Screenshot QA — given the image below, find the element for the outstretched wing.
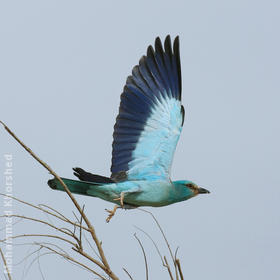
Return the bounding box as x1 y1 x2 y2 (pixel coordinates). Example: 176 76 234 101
111 35 184 181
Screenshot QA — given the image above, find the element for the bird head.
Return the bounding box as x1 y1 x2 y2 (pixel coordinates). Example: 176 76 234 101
184 181 210 195
173 180 210 201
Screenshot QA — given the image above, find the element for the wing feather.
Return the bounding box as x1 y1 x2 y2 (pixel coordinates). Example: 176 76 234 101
111 35 183 181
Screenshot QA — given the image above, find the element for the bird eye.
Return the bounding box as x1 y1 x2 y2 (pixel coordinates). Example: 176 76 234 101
185 183 196 191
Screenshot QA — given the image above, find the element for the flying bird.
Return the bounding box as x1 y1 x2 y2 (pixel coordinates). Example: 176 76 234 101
48 35 210 222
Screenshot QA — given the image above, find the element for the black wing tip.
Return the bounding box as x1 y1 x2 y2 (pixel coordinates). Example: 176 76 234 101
146 45 155 60
173 35 180 58
132 64 140 76
174 35 180 45
173 36 180 59
164 35 172 55
155 36 164 56
146 35 175 68
126 75 133 84
125 75 142 94
173 36 181 99
124 35 182 103
181 105 185 126
141 35 182 93
155 36 161 44
156 35 181 100
139 55 146 66
154 35 179 50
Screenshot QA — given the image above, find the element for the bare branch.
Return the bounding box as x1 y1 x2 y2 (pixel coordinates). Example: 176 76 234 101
37 244 107 280
78 206 84 251
138 209 179 279
0 247 12 280
1 234 76 247
134 225 164 265
175 259 184 280
0 121 119 280
0 193 90 232
38 204 71 223
15 246 46 266
164 256 174 280
134 234 149 280
84 234 102 261
72 247 106 272
24 250 51 280
123 267 134 280
0 214 73 238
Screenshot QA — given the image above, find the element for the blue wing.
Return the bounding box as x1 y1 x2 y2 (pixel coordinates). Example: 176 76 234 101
111 35 184 181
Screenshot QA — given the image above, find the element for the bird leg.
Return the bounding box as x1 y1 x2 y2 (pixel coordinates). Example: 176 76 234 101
113 192 125 208
105 205 119 223
105 189 140 222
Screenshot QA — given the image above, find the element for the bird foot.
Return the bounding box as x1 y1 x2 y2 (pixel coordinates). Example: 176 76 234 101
113 192 125 208
105 205 119 223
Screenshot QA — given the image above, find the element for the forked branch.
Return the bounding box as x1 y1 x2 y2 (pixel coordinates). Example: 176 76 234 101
0 120 119 280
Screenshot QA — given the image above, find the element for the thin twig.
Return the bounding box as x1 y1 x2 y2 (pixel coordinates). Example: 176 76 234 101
175 259 184 280
134 234 149 280
72 208 84 251
37 250 46 280
134 225 164 265
13 241 92 277
26 251 53 277
15 246 43 266
27 242 69 262
139 209 179 279
175 247 179 260
38 204 71 223
37 244 107 280
72 247 106 271
0 247 12 280
78 206 84 251
0 214 73 238
0 214 24 232
138 209 175 260
123 267 134 280
84 234 102 261
164 256 174 280
0 193 90 232
134 225 177 279
1 234 76 247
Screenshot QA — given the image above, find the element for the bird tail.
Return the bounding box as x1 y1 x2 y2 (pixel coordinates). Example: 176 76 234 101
72 167 114 184
48 177 100 196
48 168 114 197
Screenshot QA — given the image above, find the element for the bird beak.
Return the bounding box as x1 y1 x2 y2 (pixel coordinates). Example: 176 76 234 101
198 187 210 194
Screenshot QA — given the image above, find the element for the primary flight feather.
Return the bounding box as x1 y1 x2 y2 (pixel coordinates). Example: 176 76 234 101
48 35 210 222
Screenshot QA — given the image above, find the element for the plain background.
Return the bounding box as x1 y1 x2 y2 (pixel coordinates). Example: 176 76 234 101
1 0 280 279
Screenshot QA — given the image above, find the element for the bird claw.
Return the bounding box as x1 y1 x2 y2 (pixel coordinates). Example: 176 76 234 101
105 205 119 223
105 193 125 222
113 192 125 208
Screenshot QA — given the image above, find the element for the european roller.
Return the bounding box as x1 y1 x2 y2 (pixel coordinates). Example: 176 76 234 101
48 35 210 222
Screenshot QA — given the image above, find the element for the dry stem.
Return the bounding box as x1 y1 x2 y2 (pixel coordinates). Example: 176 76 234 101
134 234 149 280
0 247 12 280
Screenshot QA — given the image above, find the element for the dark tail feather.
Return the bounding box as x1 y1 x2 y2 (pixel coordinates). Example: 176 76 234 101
73 167 114 184
48 177 99 196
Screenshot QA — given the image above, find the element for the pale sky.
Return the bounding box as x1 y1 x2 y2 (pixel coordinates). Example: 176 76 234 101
1 1 280 279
